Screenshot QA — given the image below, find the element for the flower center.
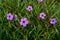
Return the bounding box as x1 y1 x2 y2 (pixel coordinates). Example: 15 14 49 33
23 21 25 23
52 20 54 22
29 8 31 10
42 15 44 16
9 15 11 18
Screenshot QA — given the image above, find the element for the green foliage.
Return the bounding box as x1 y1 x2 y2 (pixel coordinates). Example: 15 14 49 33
0 0 60 40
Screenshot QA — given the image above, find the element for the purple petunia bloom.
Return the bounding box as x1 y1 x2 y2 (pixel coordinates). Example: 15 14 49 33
26 6 33 11
7 13 13 20
39 12 46 19
13 14 17 21
50 18 57 24
37 0 43 2
20 18 28 27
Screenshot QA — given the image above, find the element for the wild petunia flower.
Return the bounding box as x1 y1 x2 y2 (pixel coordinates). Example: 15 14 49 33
13 14 17 21
26 6 33 11
7 13 13 20
20 18 28 27
37 0 43 2
50 18 57 24
39 12 46 19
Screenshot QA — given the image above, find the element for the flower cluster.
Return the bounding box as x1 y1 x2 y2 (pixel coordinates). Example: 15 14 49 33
37 0 43 2
20 18 28 27
6 0 57 27
7 13 13 20
26 6 33 11
7 13 17 21
39 12 46 19
50 18 57 24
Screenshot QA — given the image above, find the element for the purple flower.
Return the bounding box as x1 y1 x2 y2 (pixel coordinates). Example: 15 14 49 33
13 14 17 21
20 18 28 27
39 12 46 19
26 6 33 11
7 13 13 20
37 0 43 2
50 18 57 24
